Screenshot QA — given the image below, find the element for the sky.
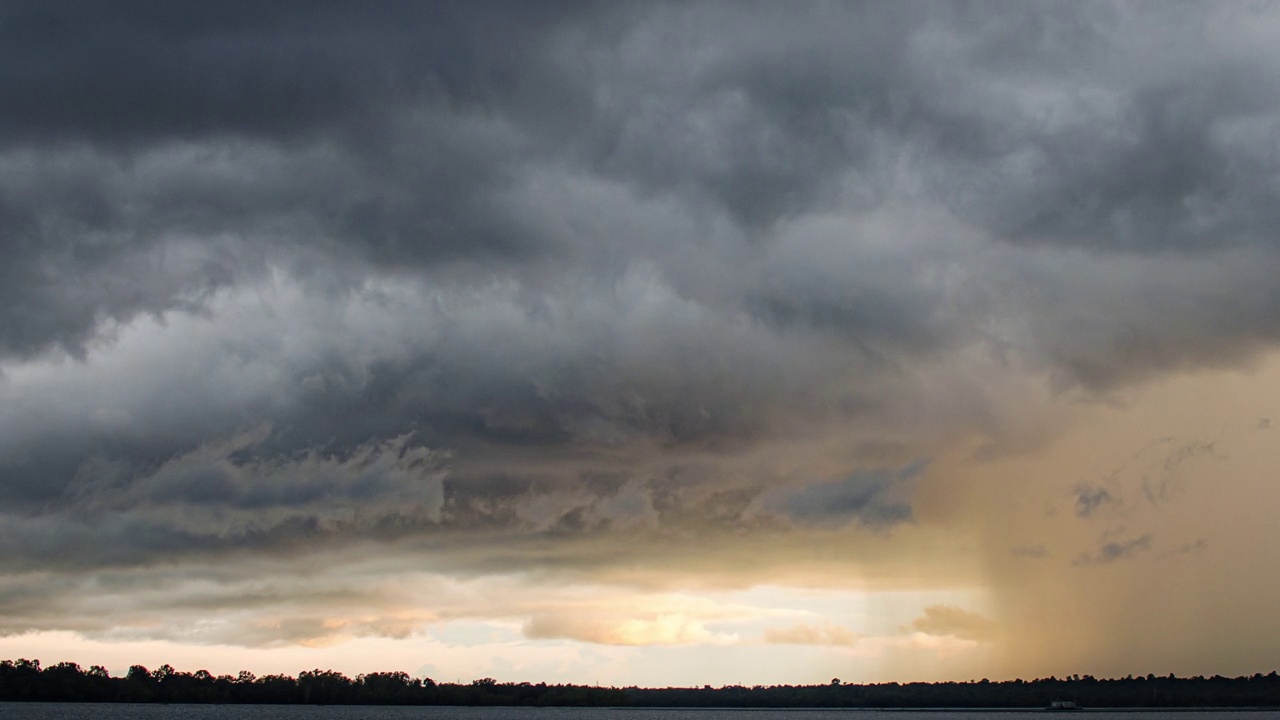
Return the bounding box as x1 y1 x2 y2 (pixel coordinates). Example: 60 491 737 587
2 0 1280 686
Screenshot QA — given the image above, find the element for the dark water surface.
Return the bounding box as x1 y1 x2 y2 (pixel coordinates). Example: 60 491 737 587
2 706 1277 720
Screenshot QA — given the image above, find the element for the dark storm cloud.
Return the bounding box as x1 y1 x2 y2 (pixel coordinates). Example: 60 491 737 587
4 0 1280 598
0 2 596 147
6 1 1280 363
0 1 604 358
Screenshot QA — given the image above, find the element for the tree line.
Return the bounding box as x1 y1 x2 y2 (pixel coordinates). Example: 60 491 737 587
3 659 1280 707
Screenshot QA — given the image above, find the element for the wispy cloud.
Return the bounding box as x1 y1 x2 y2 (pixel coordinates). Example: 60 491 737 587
763 623 862 647
1074 534 1153 566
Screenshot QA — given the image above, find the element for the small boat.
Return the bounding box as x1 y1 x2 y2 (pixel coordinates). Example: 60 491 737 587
1045 699 1080 711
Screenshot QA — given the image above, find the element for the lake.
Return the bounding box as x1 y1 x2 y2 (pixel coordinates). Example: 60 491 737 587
2 706 1277 720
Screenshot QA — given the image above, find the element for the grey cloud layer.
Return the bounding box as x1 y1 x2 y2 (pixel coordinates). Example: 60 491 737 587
3 2 1277 366
4 1 1280 639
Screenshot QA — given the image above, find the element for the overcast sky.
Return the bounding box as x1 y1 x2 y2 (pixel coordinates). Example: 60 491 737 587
3 0 1280 685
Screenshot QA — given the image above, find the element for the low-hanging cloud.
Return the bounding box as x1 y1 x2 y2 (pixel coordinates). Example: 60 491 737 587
909 606 999 643
763 623 862 648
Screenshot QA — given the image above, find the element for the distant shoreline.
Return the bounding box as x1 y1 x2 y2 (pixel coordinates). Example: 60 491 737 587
4 660 1280 708
3 702 1280 712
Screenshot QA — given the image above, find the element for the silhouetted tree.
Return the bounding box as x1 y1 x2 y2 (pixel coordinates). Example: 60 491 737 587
3 658 1280 708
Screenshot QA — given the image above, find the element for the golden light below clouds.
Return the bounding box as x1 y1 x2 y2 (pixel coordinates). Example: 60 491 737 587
5 354 1279 684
